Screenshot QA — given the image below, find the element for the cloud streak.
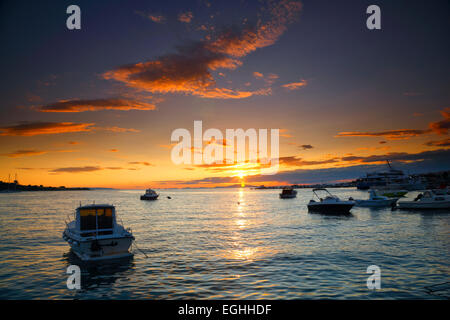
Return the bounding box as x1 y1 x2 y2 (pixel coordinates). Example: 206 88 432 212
336 108 450 140
281 79 307 90
1 150 47 158
336 129 431 140
0 122 94 136
37 98 156 113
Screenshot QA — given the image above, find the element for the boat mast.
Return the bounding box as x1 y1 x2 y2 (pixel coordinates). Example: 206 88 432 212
386 159 392 170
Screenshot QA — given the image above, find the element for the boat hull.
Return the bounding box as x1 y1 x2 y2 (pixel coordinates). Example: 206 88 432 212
64 233 134 261
280 194 296 199
355 199 397 207
140 195 159 200
307 203 354 214
397 201 450 210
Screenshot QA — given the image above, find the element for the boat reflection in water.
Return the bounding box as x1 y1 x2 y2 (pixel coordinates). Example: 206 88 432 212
64 250 135 292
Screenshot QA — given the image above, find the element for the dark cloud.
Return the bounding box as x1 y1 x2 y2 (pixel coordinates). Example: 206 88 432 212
128 161 152 166
1 150 47 158
424 138 450 147
0 122 94 136
49 166 102 173
336 129 431 140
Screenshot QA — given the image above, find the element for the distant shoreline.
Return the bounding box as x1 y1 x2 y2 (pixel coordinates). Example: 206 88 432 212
0 181 90 192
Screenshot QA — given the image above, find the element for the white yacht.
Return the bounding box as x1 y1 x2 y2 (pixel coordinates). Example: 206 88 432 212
397 190 450 210
307 188 355 214
355 190 398 207
63 204 134 261
140 188 159 200
279 186 297 199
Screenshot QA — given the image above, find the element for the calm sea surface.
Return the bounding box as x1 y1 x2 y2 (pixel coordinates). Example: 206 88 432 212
0 188 449 299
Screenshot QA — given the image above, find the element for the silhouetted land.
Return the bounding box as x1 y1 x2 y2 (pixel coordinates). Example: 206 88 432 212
0 181 89 192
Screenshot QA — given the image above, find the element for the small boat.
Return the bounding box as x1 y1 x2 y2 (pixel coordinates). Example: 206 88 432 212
62 204 134 261
355 190 398 207
307 188 355 214
375 189 408 198
397 190 450 210
279 186 297 199
140 188 159 200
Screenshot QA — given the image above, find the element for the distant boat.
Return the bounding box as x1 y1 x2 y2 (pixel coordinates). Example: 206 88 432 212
62 204 134 261
355 190 398 207
307 188 355 214
140 188 159 200
279 186 297 199
397 190 450 210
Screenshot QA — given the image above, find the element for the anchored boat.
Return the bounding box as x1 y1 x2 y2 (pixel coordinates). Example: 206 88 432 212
397 190 450 210
307 188 355 214
279 186 297 199
355 190 398 207
62 204 134 261
140 188 159 200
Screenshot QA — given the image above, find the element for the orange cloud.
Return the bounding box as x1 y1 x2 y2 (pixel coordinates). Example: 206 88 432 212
178 11 193 23
253 72 264 79
0 122 94 136
281 79 307 90
429 107 450 135
337 108 450 140
135 11 165 23
104 1 301 99
37 98 156 112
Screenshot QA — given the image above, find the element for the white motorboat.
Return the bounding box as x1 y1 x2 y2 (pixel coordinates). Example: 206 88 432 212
140 188 159 200
279 186 297 199
307 188 355 214
355 190 398 207
63 204 134 261
397 190 450 210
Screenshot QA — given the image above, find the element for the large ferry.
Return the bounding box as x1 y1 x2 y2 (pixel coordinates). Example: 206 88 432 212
355 160 425 191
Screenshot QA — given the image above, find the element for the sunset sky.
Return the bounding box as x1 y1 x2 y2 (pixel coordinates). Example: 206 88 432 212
0 0 449 188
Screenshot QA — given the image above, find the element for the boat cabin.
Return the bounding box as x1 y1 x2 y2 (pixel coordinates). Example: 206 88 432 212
75 204 117 237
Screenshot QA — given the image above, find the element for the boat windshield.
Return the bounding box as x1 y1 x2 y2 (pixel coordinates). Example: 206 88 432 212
79 207 113 231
